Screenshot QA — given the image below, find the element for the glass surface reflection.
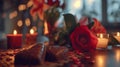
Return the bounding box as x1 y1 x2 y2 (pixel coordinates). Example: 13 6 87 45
115 49 120 62
95 55 107 67
94 47 120 67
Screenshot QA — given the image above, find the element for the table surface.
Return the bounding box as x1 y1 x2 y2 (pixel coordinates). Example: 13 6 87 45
1 45 120 67
40 45 120 67
92 45 120 67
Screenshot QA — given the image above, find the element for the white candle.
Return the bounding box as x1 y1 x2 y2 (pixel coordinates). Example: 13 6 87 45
96 34 108 48
114 32 120 42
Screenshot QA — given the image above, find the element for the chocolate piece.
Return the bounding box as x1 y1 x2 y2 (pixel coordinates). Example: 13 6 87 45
14 43 46 65
45 46 69 62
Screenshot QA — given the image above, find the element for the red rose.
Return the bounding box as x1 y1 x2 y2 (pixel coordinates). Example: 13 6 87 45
91 18 106 35
70 25 98 52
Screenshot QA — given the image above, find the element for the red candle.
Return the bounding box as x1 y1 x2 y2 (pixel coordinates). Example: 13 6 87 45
7 30 22 49
26 29 38 45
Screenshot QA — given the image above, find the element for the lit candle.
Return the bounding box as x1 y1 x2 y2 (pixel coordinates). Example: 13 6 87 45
114 32 120 42
44 21 49 35
26 29 38 45
96 34 108 49
7 30 22 49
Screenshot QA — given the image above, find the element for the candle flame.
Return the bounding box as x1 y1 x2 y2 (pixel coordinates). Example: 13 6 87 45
44 21 49 35
117 32 120 36
107 34 109 38
30 29 34 34
100 34 103 38
13 30 17 35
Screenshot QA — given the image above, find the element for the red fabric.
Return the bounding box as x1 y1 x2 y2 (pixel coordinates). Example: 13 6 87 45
91 18 106 35
70 25 98 52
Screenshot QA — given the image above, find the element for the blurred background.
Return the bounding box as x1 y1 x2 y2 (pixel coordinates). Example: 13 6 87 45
0 0 120 34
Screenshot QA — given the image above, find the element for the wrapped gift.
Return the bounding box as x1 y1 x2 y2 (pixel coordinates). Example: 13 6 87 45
14 43 46 65
45 46 69 62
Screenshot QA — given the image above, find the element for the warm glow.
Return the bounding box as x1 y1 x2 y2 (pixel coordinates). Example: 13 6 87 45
107 34 109 38
97 34 99 37
117 32 120 36
13 30 17 35
27 1 33 8
25 18 31 26
18 4 26 11
17 20 23 27
96 55 106 67
44 21 49 35
9 11 17 19
32 26 37 32
115 49 120 62
98 57 103 66
73 0 82 9
100 34 103 38
88 0 94 5
30 29 34 34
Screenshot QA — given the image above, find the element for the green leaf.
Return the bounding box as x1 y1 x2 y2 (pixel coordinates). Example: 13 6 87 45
63 13 77 34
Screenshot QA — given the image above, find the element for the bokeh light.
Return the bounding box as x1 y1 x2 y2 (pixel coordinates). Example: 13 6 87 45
25 18 31 26
17 20 23 27
27 1 33 8
9 11 17 19
18 4 26 11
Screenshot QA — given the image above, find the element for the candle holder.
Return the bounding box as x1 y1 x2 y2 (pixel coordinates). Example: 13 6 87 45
96 33 109 49
109 32 120 47
113 32 120 43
